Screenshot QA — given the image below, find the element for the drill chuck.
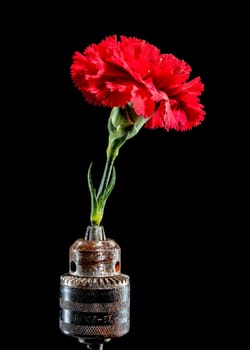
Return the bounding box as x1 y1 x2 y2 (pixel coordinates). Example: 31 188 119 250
59 226 130 348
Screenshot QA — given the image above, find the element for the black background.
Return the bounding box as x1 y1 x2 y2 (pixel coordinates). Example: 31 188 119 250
7 2 234 348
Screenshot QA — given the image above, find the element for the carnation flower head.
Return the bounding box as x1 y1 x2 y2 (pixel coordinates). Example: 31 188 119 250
71 35 205 131
71 35 206 226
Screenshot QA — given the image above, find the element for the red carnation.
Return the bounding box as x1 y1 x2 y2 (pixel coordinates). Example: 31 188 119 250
71 35 205 131
70 35 206 225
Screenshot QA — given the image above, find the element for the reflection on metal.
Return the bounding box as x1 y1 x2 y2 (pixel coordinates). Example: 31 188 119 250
59 226 130 349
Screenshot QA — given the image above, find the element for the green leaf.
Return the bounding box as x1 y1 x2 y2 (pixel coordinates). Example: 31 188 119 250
87 162 98 225
103 166 116 202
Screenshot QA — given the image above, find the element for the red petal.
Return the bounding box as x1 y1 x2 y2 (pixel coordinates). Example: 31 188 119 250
70 35 205 131
151 54 192 91
131 87 155 117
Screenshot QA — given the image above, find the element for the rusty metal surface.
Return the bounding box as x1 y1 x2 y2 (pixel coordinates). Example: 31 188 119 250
60 274 129 289
60 280 130 338
59 226 130 344
69 238 121 277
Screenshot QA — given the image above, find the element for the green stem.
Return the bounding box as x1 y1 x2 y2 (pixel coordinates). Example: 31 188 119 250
97 152 116 199
88 106 149 227
89 143 117 227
